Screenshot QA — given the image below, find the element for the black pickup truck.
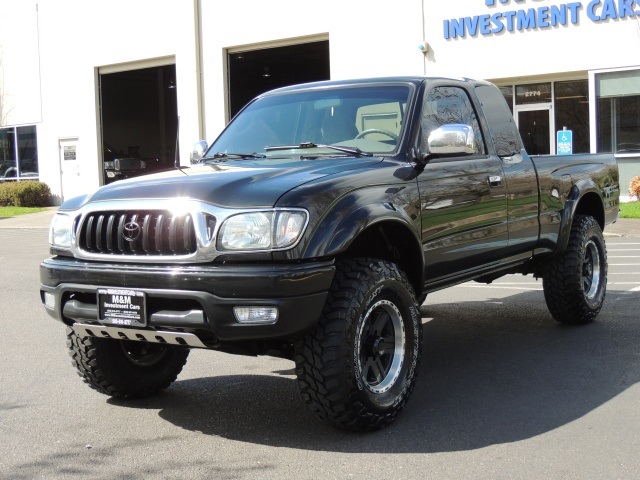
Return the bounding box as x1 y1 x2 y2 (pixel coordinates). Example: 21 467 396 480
40 77 619 431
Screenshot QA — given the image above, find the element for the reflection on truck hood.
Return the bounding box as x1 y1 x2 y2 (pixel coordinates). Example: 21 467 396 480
86 156 383 208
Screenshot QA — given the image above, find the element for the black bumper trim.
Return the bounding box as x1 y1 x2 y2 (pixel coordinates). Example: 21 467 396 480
40 258 335 342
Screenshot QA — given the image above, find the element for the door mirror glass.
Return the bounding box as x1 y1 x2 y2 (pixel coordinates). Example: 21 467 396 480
190 140 208 164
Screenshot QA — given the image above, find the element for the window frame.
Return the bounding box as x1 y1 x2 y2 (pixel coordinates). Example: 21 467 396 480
419 84 488 159
589 67 640 156
0 125 39 182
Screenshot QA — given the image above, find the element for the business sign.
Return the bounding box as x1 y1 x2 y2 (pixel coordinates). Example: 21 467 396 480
444 0 640 39
557 129 573 155
63 145 76 161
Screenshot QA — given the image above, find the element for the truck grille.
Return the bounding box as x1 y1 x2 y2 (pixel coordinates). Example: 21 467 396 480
78 210 198 256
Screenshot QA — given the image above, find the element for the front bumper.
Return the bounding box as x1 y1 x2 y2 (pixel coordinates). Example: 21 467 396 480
40 257 334 344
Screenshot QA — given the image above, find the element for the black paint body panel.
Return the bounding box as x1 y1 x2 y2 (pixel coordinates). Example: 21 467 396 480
41 76 620 344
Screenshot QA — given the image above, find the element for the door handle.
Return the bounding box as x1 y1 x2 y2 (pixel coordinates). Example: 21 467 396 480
488 175 502 188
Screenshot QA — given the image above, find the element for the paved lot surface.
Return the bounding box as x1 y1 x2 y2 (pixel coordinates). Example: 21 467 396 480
0 224 639 479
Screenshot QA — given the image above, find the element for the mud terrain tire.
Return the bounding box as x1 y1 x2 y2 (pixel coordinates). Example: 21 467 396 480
295 258 422 430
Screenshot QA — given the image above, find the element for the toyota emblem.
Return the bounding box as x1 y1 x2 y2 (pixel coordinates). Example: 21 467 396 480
123 221 141 242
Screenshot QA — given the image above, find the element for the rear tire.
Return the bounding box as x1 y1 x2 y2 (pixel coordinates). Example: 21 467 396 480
543 215 607 324
67 327 189 397
294 258 422 431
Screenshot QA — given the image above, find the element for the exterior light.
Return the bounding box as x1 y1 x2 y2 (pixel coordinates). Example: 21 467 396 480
233 306 278 324
43 292 56 310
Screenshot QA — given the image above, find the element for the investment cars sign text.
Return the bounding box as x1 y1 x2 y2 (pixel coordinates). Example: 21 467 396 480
443 0 640 39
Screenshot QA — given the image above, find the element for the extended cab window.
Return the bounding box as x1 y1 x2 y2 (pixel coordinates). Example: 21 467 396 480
475 84 523 157
420 86 485 155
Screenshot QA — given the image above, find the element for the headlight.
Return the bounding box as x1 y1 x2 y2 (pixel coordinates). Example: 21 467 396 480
218 210 307 251
49 213 74 249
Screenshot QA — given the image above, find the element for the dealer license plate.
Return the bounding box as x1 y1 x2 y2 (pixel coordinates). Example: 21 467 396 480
98 288 147 327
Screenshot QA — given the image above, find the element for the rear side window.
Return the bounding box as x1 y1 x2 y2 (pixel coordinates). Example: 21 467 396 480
475 84 523 157
420 86 486 155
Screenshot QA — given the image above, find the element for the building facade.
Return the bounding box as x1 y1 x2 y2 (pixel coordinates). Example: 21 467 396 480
1 0 638 202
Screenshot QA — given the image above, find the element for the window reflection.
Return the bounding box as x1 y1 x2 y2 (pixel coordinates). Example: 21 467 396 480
597 69 640 154
421 86 486 155
555 80 589 154
516 83 551 105
499 86 514 114
0 128 17 180
598 96 640 153
0 125 39 181
17 126 38 178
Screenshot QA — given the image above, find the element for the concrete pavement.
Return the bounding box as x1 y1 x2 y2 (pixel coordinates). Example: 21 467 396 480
0 207 58 229
603 216 640 237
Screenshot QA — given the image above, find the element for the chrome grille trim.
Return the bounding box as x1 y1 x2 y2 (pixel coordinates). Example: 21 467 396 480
79 210 197 256
59 199 307 264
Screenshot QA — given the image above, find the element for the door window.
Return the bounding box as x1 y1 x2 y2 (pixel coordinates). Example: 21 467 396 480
420 86 485 155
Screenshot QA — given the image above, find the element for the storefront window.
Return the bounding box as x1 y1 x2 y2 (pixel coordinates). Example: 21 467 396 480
597 70 640 153
0 126 39 181
499 86 514 113
0 128 17 180
516 83 551 105
555 80 589 154
17 126 38 178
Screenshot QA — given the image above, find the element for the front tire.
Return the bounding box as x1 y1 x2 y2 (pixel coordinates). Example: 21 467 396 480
67 328 189 398
543 215 608 324
294 258 422 431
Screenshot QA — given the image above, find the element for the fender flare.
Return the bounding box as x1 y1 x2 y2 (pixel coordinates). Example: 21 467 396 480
556 178 605 256
303 201 425 291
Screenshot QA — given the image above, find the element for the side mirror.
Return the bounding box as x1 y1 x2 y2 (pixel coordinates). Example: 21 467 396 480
190 140 209 164
427 124 476 155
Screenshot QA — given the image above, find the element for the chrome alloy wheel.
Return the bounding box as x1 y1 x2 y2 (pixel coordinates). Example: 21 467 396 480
582 239 602 300
356 299 406 394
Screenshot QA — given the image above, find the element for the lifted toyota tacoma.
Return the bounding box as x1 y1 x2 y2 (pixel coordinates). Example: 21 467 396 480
41 77 619 430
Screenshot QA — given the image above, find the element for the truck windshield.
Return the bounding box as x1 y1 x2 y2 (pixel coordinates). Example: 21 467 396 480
208 84 412 157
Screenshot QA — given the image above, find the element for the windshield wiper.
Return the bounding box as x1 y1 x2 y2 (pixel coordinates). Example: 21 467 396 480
265 142 373 157
202 152 266 163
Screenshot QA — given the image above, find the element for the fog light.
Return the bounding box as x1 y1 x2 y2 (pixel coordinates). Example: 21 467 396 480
233 306 278 324
44 292 56 310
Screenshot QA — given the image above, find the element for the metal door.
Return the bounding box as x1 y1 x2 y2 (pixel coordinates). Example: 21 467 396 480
59 137 83 201
516 107 553 155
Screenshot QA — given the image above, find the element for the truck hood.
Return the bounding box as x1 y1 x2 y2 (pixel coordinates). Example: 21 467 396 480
83 157 383 208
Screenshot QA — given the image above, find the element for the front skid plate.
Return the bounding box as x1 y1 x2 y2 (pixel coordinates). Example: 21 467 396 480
72 323 208 348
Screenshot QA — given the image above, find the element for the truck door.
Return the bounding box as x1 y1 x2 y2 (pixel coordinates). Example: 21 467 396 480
417 85 509 283
474 84 539 256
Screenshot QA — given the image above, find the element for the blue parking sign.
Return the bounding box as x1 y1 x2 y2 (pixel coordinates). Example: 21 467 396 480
557 129 573 155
